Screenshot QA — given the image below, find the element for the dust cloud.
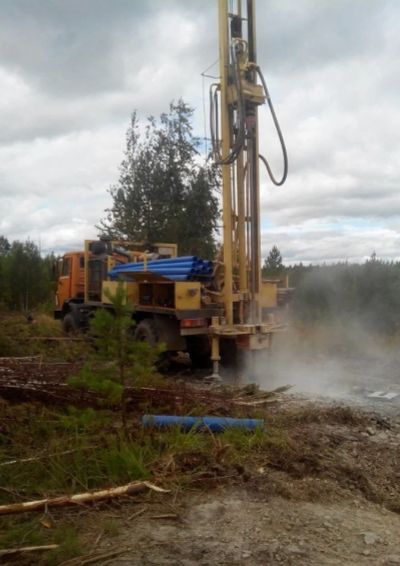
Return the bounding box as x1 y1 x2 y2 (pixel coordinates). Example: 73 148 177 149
254 319 400 408
250 262 400 409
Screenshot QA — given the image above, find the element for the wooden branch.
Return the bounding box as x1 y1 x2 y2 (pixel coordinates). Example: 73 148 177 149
60 548 128 566
26 337 86 342
0 449 81 467
0 481 168 516
0 545 59 558
0 355 42 361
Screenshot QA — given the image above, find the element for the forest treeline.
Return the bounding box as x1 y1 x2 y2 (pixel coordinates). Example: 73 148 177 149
287 260 400 334
0 236 55 311
263 247 400 334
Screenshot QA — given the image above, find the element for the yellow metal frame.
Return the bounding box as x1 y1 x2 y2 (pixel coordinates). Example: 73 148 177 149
218 0 234 326
217 0 259 328
208 0 282 374
83 239 177 303
217 0 264 329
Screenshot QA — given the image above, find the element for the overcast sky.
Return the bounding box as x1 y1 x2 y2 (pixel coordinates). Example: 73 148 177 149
1 0 399 264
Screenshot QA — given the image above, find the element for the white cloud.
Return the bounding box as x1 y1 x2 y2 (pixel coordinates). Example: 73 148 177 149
0 126 126 252
262 219 400 264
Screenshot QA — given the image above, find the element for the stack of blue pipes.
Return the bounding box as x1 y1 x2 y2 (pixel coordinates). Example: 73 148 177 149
109 256 213 282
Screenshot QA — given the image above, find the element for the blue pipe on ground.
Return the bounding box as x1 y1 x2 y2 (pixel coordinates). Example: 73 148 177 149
141 415 264 432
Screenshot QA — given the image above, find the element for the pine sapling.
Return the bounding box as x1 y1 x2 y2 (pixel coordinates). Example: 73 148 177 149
69 283 161 434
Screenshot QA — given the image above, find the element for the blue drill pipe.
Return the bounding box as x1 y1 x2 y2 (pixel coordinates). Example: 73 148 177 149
111 257 212 271
117 267 196 275
111 264 196 273
112 256 199 269
112 264 196 272
141 415 264 432
109 255 214 282
111 273 212 282
111 261 195 270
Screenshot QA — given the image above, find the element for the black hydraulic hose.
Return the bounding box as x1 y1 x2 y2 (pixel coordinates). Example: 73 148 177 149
229 44 246 161
210 84 222 163
255 65 288 186
209 84 219 160
209 44 246 166
214 89 220 153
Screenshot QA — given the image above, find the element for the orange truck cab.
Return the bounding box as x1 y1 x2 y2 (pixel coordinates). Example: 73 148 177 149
56 251 85 314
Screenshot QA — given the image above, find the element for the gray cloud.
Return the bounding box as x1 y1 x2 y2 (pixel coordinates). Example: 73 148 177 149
0 0 399 265
0 0 215 98
259 0 388 72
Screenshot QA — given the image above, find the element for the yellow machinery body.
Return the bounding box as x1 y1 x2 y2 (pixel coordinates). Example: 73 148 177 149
55 238 288 368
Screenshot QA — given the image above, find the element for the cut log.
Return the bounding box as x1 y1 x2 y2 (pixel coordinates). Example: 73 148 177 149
0 481 168 516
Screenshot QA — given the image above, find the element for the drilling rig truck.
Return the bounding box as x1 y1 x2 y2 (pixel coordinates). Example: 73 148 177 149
54 0 289 378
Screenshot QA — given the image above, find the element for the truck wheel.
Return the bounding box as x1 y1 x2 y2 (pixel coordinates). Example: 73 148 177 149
186 336 212 369
62 313 78 334
134 319 158 347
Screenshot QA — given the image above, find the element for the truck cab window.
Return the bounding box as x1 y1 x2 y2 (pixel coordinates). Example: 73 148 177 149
61 258 71 276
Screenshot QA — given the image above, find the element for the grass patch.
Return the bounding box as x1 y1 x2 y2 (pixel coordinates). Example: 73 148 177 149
0 312 90 359
2 394 399 562
102 519 121 538
0 401 270 508
0 519 83 565
0 405 155 501
1 401 266 561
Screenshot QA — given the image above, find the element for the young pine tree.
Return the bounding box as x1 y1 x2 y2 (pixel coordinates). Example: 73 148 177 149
263 245 283 277
69 284 161 434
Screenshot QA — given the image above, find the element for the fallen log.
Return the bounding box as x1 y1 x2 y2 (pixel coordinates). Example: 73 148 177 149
0 481 168 516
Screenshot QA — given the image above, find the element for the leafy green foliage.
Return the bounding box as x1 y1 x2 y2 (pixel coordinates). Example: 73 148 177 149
99 100 219 258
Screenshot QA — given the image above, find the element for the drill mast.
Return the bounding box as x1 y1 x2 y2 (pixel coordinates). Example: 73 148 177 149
209 0 287 378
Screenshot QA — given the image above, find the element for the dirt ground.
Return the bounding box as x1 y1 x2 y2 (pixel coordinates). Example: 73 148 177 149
94 487 400 566
81 391 400 566
3 327 400 565
70 343 400 565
